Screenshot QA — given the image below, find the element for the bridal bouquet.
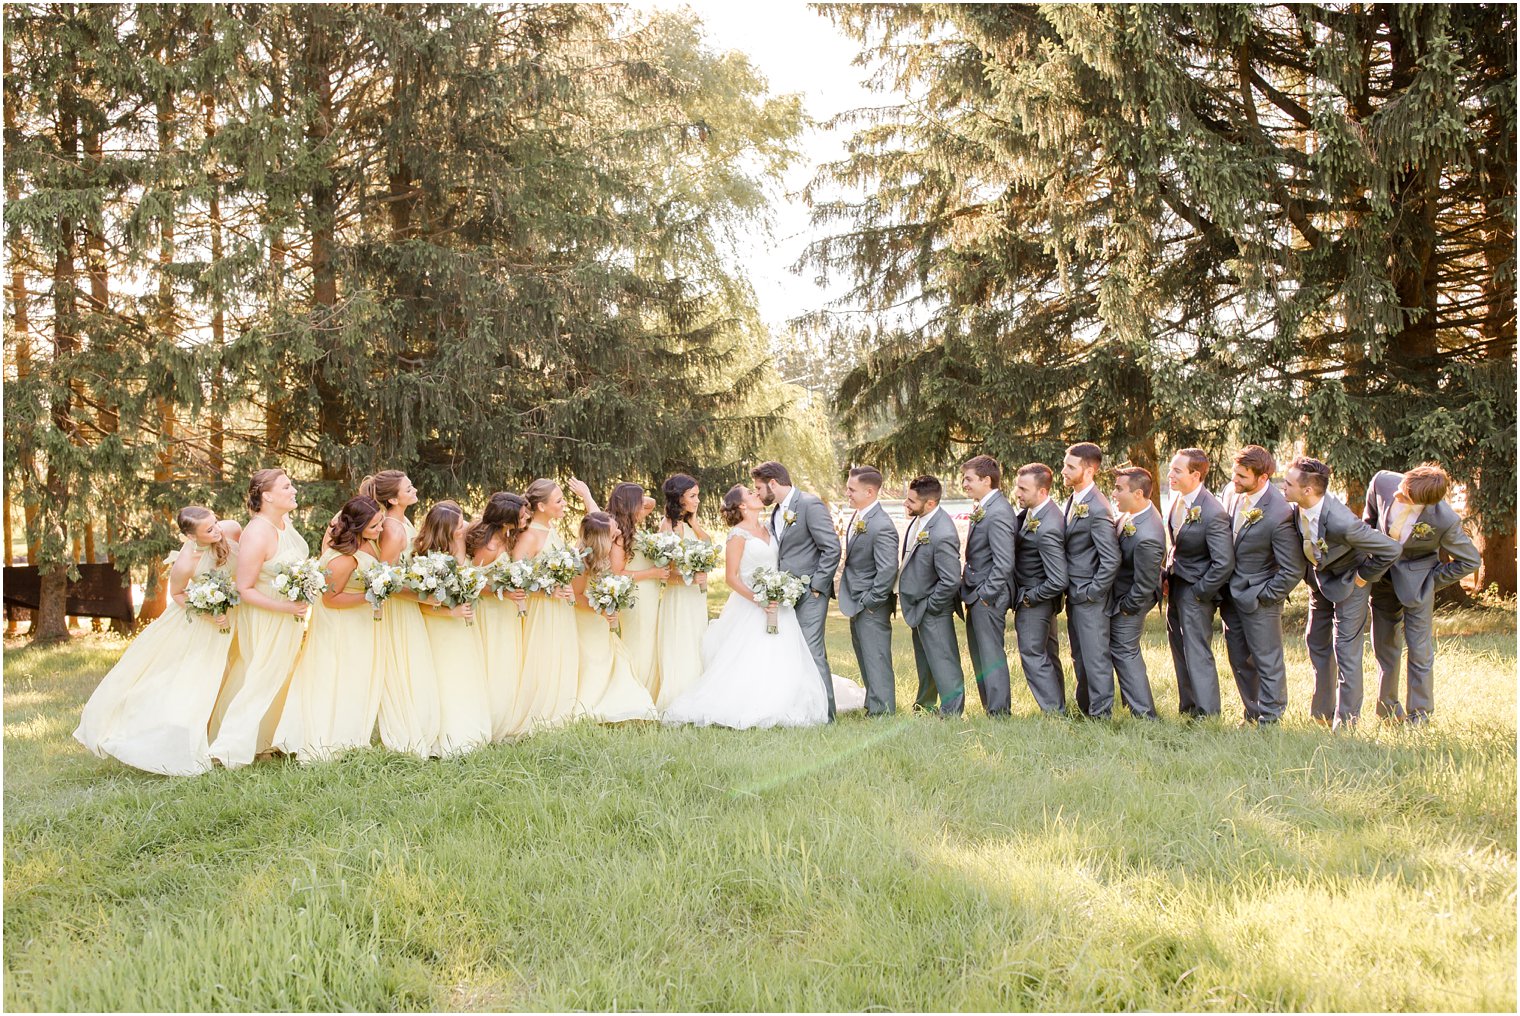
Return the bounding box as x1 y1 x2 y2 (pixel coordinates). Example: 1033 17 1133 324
486 558 537 616
454 563 490 624
749 566 810 634
635 531 684 586
184 570 238 633
533 546 586 600
355 560 404 621
404 552 480 626
270 557 326 623
585 573 637 635
675 537 721 592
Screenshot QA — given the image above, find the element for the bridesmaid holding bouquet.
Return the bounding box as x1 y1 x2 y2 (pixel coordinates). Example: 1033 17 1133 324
468 491 530 741
654 474 712 711
606 482 666 700
414 501 492 756
572 512 659 723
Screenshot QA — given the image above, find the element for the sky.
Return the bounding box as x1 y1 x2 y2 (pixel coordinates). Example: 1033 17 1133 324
627 1 882 335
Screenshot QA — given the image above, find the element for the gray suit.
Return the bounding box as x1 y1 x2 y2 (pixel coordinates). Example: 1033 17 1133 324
959 489 1016 715
1011 499 1068 713
899 508 966 716
1108 506 1163 719
772 490 843 719
1163 487 1233 717
1062 488 1121 717
1363 470 1480 721
1218 484 1305 723
837 502 898 714
1296 496 1400 722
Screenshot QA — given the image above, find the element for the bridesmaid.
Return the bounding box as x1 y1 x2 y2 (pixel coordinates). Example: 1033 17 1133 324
208 469 311 769
606 482 666 699
572 512 659 723
467 491 530 741
511 477 598 731
360 470 442 758
653 473 712 711
414 500 492 756
74 506 242 775
272 497 387 762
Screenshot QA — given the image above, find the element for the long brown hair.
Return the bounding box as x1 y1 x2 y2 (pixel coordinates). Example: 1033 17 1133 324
327 497 383 555
579 512 615 579
176 506 230 567
413 500 466 556
466 492 526 559
607 482 646 556
662 473 697 527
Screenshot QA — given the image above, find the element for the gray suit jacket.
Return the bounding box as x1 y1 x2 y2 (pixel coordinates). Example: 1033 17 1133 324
1363 469 1480 608
1111 507 1165 617
774 490 842 599
1012 500 1067 606
837 503 898 616
1062 487 1120 605
898 509 962 628
1222 483 1305 613
1294 494 1400 604
1164 486 1234 600
960 490 1015 611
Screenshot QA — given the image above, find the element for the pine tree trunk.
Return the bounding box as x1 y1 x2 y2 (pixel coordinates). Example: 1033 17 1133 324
205 86 226 480
305 11 346 483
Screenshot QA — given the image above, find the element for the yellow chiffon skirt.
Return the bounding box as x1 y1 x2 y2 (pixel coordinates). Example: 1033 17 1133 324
574 608 658 723
421 609 492 756
476 594 527 740
272 601 382 761
518 594 579 730
655 579 708 711
376 595 442 757
208 602 305 768
620 577 662 700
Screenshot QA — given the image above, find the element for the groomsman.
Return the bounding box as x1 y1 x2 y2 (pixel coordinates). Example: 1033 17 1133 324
1281 457 1400 730
1218 446 1305 726
899 475 966 717
752 461 843 720
1011 463 1068 713
958 455 1016 716
837 466 898 715
1363 464 1479 725
1163 448 1234 718
1060 443 1121 717
1108 467 1162 719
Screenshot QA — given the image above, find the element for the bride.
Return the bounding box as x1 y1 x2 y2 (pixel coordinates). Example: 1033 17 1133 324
663 485 863 729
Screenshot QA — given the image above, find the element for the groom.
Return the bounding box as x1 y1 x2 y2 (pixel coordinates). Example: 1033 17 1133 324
752 461 843 720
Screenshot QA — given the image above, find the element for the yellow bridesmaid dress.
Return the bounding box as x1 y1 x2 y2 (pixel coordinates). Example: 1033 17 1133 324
208 518 309 768
655 522 708 711
272 547 384 761
476 583 527 740
620 544 662 699
573 602 658 723
376 516 442 757
74 543 240 776
420 575 492 756
517 523 580 730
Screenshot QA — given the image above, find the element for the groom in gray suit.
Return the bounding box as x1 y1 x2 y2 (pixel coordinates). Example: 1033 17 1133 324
1363 464 1480 725
899 475 966 716
752 460 843 720
1060 442 1121 717
1283 456 1401 730
958 455 1017 716
1218 445 1306 726
837 466 898 715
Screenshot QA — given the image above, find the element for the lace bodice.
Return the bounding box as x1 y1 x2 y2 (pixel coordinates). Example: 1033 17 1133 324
727 527 777 578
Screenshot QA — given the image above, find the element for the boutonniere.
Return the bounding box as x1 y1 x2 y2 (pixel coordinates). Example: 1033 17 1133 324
1121 521 1137 538
969 506 985 524
1240 507 1264 529
783 510 797 527
1023 516 1042 534
1072 503 1089 520
915 530 931 546
1411 522 1434 540
1314 537 1329 556
1185 505 1203 525
853 519 867 536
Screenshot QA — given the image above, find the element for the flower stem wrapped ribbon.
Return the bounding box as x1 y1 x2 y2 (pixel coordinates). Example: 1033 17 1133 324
748 566 810 634
634 531 684 587
184 570 239 633
676 537 721 593
355 560 403 621
486 558 537 617
270 557 326 623
585 573 637 635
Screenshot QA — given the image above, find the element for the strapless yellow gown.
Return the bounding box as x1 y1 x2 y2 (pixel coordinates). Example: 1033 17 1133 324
272 547 384 761
476 587 527 740
376 516 442 757
208 519 309 768
517 524 580 731
620 548 662 699
573 604 658 723
74 543 240 775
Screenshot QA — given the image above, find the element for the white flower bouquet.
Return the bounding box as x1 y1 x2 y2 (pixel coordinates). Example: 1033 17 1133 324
355 560 404 621
634 531 685 586
270 557 326 622
532 546 586 599
585 572 637 634
184 570 238 633
486 558 537 616
748 565 811 634
676 537 721 591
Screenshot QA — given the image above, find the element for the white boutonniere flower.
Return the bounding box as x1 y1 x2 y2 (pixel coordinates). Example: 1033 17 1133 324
1122 521 1137 538
1241 507 1264 528
1185 505 1203 525
1023 517 1041 534
783 509 797 527
853 519 867 536
1411 522 1434 540
915 530 931 546
1072 503 1089 520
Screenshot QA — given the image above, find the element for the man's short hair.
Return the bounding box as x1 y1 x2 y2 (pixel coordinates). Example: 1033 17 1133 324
1066 442 1103 470
1176 448 1210 480
1288 456 1331 495
849 466 883 489
1233 445 1276 478
1402 464 1450 505
750 461 791 485
1114 466 1154 499
908 475 942 502
961 454 1002 488
1017 462 1053 492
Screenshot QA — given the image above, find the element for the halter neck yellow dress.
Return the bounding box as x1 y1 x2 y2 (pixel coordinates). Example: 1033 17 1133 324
74 540 240 775
272 546 384 761
517 522 580 730
620 541 662 700
654 521 708 711
376 515 442 757
208 516 309 768
474 546 527 741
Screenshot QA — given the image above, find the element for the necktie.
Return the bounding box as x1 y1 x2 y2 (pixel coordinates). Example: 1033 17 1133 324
1389 504 1414 543
1065 496 1075 522
902 517 918 562
1301 510 1319 562
1169 495 1184 536
1233 496 1248 536
770 504 780 537
1115 512 1128 536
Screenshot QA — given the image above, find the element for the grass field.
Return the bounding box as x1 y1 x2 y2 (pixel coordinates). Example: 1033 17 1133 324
4 590 1516 1011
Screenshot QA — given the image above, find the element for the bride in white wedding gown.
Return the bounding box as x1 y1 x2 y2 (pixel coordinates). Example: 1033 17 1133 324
663 486 864 729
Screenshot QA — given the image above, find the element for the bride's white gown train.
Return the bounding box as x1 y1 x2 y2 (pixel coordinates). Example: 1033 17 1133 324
664 527 863 728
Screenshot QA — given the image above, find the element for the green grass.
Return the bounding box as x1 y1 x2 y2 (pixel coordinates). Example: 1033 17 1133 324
5 589 1516 1011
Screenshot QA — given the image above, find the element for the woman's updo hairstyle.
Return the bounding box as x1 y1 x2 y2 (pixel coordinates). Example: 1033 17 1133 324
357 470 407 508
720 485 748 527
466 492 527 559
247 468 287 514
176 505 231 567
327 497 383 555
524 478 559 519
663 473 698 527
